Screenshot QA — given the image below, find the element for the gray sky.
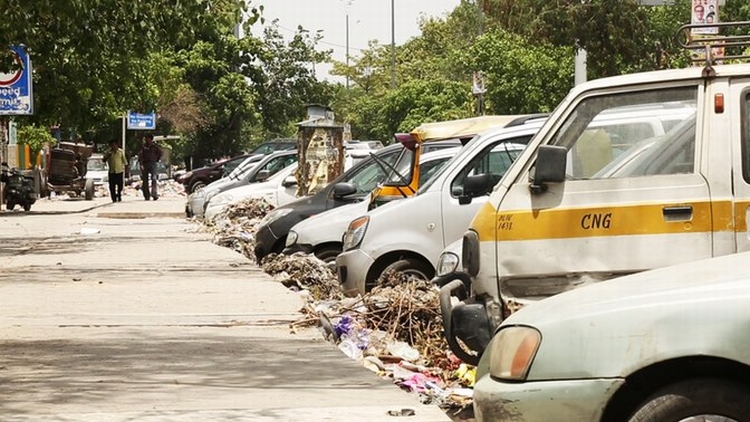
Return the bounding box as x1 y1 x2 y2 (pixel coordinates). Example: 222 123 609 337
252 0 460 82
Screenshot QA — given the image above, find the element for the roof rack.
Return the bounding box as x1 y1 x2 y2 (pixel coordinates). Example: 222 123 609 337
676 21 750 76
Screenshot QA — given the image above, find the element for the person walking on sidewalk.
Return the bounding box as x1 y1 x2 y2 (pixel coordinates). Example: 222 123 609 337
103 141 127 202
138 134 162 201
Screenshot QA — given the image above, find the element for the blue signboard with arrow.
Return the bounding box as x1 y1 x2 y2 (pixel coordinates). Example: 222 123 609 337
0 45 33 115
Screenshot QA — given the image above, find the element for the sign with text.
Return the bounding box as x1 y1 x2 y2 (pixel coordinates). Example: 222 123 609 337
0 45 33 115
692 0 719 34
127 111 156 130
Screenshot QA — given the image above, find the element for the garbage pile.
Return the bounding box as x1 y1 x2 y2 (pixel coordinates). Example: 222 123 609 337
90 179 187 199
199 201 475 416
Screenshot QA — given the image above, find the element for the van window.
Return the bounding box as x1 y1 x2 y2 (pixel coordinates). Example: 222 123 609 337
550 87 697 179
418 156 452 186
450 137 531 197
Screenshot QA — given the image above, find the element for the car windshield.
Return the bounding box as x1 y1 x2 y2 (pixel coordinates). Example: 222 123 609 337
87 159 107 171
222 155 251 175
228 156 262 179
342 147 403 195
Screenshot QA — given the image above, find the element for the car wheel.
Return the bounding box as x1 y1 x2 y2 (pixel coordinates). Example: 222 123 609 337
190 181 206 194
628 379 750 422
314 246 342 263
377 258 434 286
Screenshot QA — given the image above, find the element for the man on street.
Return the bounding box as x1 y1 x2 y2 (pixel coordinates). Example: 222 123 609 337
138 134 162 201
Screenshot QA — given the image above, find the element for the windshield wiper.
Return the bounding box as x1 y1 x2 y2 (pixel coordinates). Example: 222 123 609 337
370 152 415 197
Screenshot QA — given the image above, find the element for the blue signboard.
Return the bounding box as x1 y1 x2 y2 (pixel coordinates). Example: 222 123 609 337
0 45 33 115
127 111 156 130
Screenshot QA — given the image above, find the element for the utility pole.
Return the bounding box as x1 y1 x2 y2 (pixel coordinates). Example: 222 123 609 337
390 0 396 89
346 14 350 89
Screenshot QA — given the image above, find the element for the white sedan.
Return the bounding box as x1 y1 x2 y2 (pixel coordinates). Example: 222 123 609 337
204 163 299 221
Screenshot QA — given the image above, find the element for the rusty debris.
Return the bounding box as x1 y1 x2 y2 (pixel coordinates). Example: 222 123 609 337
199 202 475 415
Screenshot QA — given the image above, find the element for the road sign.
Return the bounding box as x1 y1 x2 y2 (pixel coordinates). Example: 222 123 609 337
127 111 156 130
0 45 33 115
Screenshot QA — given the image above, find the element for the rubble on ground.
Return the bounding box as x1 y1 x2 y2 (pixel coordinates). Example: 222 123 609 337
198 201 475 416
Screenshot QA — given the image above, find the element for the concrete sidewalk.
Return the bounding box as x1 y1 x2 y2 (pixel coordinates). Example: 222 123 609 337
0 189 451 421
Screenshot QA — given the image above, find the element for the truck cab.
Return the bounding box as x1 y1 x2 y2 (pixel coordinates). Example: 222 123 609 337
435 25 750 365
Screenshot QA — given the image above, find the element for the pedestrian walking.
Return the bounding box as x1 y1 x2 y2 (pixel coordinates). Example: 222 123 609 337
138 134 162 201
103 141 127 202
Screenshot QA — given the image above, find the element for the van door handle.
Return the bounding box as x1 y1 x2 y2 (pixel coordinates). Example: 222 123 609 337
663 205 693 222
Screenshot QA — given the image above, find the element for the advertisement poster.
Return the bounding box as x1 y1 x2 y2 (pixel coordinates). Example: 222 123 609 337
692 0 719 34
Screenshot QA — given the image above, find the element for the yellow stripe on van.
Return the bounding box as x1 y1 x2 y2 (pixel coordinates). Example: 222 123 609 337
472 200 745 242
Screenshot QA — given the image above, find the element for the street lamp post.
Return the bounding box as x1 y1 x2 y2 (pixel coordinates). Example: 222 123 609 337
390 0 395 89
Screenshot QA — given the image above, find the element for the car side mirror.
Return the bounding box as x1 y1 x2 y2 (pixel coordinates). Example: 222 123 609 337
256 169 271 182
282 175 298 188
332 182 357 200
530 145 567 194
459 174 493 205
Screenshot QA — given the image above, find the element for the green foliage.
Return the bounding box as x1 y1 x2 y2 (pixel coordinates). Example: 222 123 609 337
17 124 56 158
466 29 573 114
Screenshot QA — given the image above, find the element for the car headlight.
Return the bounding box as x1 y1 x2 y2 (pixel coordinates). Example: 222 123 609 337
489 326 541 381
343 216 369 251
194 189 207 199
209 194 233 208
286 230 298 247
436 252 460 276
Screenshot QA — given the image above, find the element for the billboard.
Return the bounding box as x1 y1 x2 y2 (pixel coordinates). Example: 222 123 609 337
0 45 33 115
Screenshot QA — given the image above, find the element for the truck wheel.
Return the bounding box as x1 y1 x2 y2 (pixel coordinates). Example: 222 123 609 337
628 379 750 422
23 202 31 212
314 246 342 263
84 179 94 200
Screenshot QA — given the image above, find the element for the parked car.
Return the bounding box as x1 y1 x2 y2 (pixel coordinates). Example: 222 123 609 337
336 118 544 296
177 154 254 194
283 147 460 264
186 151 295 219
254 139 462 263
473 250 750 422
204 162 300 221
248 138 297 155
85 154 108 186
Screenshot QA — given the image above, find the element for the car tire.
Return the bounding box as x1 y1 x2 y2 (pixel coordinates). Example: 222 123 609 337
189 181 206 194
314 246 342 263
379 258 434 282
627 378 750 422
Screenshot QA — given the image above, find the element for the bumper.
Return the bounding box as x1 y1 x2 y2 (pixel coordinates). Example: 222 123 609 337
255 224 280 262
473 375 623 422
283 243 314 256
335 249 374 297
187 195 206 219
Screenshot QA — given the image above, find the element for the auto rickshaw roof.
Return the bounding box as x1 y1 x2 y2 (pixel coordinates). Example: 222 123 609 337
410 115 529 142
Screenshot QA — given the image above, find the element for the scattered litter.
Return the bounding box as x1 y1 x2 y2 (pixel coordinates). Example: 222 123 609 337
79 227 101 235
198 197 476 414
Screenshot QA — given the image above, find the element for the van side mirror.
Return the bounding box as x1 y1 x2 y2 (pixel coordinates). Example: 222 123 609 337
332 182 357 199
530 145 567 194
459 174 493 205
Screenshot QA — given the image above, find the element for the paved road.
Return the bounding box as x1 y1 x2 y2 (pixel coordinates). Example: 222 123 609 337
0 194 450 421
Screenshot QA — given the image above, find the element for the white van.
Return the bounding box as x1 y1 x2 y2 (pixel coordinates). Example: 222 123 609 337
335 119 545 296
434 36 750 364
